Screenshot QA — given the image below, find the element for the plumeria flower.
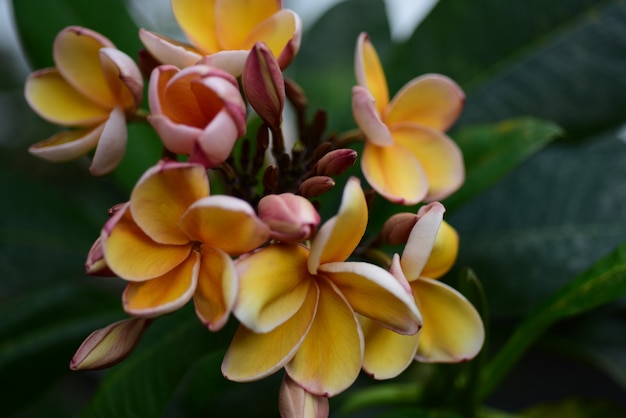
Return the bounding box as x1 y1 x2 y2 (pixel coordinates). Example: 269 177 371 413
352 32 465 204
148 64 247 168
24 26 143 175
100 160 270 330
361 203 485 379
139 0 302 76
221 177 422 397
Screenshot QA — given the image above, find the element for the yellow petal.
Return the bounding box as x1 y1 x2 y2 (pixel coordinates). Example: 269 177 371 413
234 244 312 333
243 10 299 57
25 68 109 126
172 0 219 54
123 251 199 317
279 374 329 418
103 204 192 281
400 202 445 280
361 142 428 205
193 247 237 331
222 280 318 381
99 47 143 111
215 0 280 50
386 74 464 132
361 316 420 379
286 278 363 397
355 32 389 114
130 161 209 245
320 261 421 335
412 278 485 363
181 195 269 254
391 124 465 201
139 29 204 69
351 86 394 147
53 26 117 108
89 106 127 176
421 221 459 279
308 177 367 273
29 125 103 162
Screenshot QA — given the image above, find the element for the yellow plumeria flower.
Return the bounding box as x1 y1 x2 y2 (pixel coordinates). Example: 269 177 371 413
362 202 485 379
352 32 465 205
221 177 421 397
100 160 270 330
25 26 143 175
139 0 302 76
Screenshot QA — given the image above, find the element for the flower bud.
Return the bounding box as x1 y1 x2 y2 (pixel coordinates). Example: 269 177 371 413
70 317 151 370
278 375 329 418
243 42 285 132
315 148 358 177
258 194 320 243
85 236 116 276
380 213 418 246
298 176 335 198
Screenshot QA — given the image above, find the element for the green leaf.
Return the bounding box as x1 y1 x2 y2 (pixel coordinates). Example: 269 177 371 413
478 239 626 399
521 397 626 418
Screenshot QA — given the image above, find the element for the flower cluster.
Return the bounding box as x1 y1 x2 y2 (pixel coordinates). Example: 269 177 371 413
24 1 484 417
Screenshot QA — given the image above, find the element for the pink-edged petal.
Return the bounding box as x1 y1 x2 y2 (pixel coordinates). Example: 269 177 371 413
89 106 127 176
308 177 367 274
412 278 484 363
275 10 302 70
99 47 143 110
193 247 237 331
148 114 204 154
391 124 464 201
130 161 209 245
171 0 219 54
123 251 199 317
194 110 241 167
222 280 319 381
352 86 393 147
286 278 363 397
279 374 330 418
29 124 103 162
361 142 428 205
139 29 203 68
400 202 445 280
233 244 312 333
215 0 280 50
181 195 269 254
197 50 249 76
354 32 389 113
243 10 301 62
421 221 459 280
53 26 117 108
148 64 178 117
360 316 420 379
25 68 109 126
386 74 464 132
103 204 193 281
320 261 421 335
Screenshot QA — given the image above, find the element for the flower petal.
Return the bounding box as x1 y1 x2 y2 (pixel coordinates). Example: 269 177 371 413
215 0 280 50
279 374 330 418
222 280 318 381
130 161 210 245
25 68 109 126
233 244 312 333
193 109 242 167
103 204 192 281
139 29 203 69
421 221 459 279
308 177 367 274
181 195 269 254
400 202 445 280
99 47 143 110
28 124 103 162
197 50 250 76
391 124 464 201
148 114 203 155
193 247 237 331
352 86 393 147
171 0 219 54
89 106 127 176
412 278 484 362
123 251 199 317
275 10 302 70
361 142 428 205
244 10 301 64
320 261 421 335
286 278 363 397
361 316 420 379
53 26 117 108
354 32 388 113
386 74 464 132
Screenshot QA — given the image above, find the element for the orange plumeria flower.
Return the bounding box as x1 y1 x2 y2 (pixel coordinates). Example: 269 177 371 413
352 32 465 204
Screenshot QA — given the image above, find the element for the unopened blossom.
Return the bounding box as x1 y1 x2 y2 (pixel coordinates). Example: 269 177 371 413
222 178 421 397
362 203 485 379
139 0 302 76
24 26 143 175
279 375 329 418
100 160 269 330
315 148 358 177
298 176 335 198
148 64 246 168
258 193 320 243
352 32 465 204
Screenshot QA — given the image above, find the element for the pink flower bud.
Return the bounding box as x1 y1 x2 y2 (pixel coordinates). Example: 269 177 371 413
298 176 335 198
314 148 358 177
258 194 320 243
85 236 116 276
380 212 419 246
70 317 151 370
278 375 329 418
